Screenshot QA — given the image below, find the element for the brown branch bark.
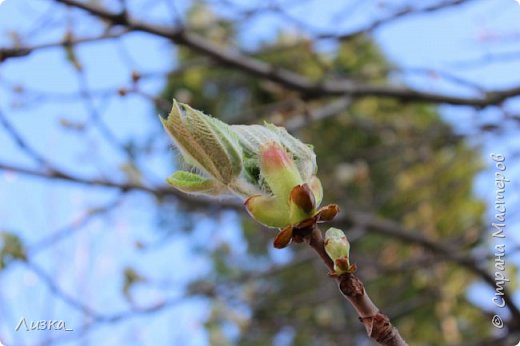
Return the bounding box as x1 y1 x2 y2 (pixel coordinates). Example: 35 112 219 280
307 225 408 345
332 211 520 326
52 0 520 107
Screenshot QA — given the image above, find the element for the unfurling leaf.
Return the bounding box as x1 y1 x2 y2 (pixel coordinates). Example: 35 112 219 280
167 171 222 195
160 100 243 184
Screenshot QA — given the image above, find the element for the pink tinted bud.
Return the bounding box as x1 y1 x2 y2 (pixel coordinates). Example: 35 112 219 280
259 142 302 201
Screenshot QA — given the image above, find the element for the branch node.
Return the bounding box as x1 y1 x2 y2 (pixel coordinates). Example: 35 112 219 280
338 273 365 298
359 312 401 344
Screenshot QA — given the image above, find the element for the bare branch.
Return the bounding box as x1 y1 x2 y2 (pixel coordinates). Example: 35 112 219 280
451 50 520 69
52 0 520 107
319 0 480 41
307 225 408 345
284 97 352 131
28 193 126 254
0 109 49 166
0 31 128 62
0 161 239 209
25 261 99 317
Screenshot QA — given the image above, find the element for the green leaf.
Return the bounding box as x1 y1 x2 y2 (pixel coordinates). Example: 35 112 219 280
166 171 222 195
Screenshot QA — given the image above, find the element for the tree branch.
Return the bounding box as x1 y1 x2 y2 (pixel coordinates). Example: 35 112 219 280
307 225 408 345
28 193 126 255
25 261 99 317
2 159 519 327
319 0 479 41
53 0 520 107
333 210 520 327
0 31 127 62
0 161 239 209
0 109 49 166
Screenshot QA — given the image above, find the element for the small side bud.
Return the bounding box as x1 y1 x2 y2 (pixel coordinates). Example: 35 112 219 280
324 228 349 259
316 204 339 222
324 227 356 275
273 226 294 249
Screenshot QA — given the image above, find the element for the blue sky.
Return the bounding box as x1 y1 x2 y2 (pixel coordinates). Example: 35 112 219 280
1 0 519 345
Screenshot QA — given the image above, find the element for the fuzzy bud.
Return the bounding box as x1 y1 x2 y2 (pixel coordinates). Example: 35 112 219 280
160 100 243 184
161 100 323 229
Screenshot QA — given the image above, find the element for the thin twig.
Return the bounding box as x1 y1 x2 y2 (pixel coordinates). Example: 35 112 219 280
332 210 520 326
0 31 128 62
53 0 520 107
318 0 478 41
306 225 408 346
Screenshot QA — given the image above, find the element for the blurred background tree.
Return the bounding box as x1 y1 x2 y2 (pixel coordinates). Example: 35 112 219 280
0 1 519 346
